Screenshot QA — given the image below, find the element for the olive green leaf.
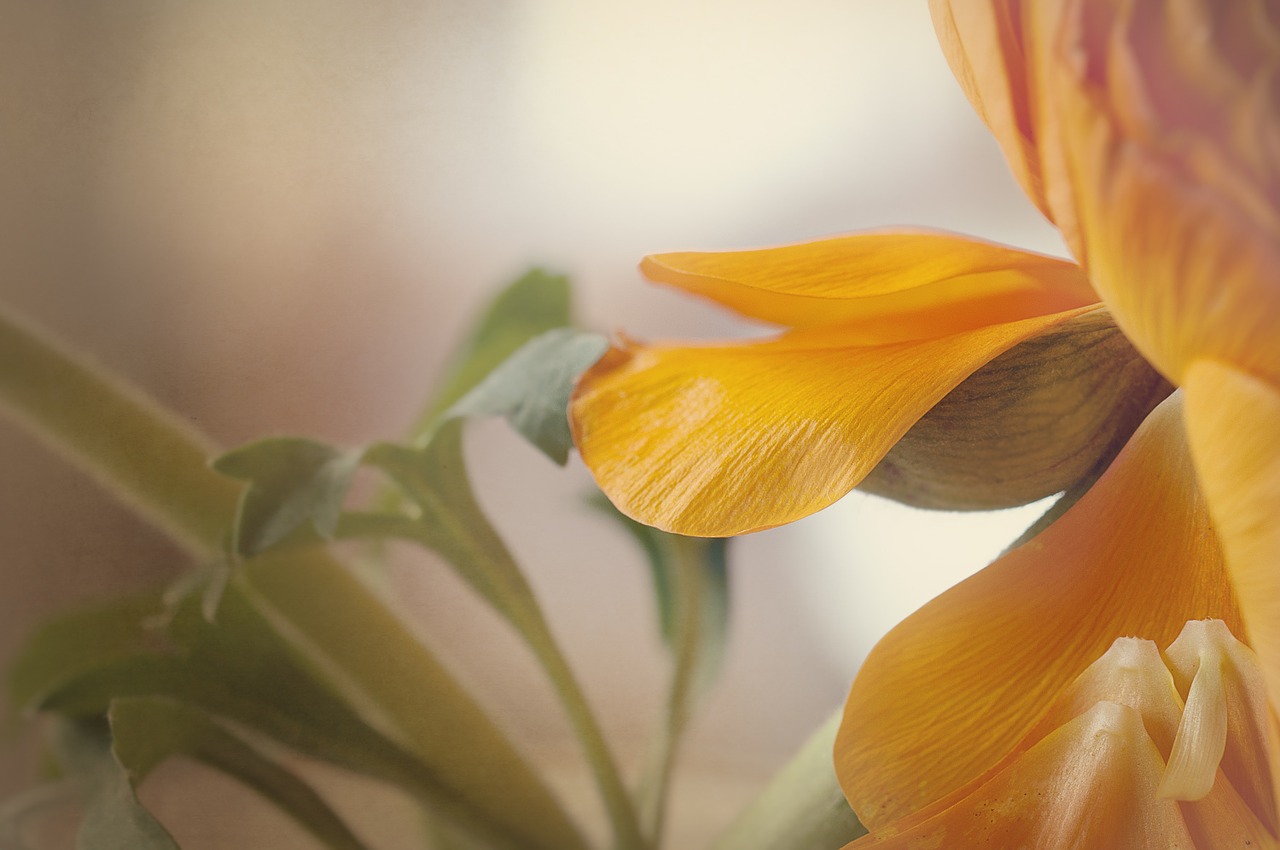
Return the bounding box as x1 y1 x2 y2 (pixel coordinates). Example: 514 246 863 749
366 429 643 850
592 496 730 692
364 426 539 629
213 438 361 557
10 579 587 850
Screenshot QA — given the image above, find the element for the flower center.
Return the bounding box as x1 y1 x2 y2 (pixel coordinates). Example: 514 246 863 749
1050 619 1277 836
844 619 1276 848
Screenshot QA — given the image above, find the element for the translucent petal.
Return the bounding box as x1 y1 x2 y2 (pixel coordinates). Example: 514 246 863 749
928 1 1051 221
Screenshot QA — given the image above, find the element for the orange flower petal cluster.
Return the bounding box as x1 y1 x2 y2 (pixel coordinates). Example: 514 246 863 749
569 0 1280 841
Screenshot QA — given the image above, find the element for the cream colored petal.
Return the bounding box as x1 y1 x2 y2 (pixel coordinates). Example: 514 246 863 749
1161 619 1276 830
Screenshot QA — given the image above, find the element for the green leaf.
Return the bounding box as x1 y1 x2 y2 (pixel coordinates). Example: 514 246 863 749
711 711 865 850
213 438 361 557
413 268 573 435
8 592 172 714
110 696 371 850
0 296 586 850
54 718 181 850
440 328 608 465
12 576 588 850
232 556 592 850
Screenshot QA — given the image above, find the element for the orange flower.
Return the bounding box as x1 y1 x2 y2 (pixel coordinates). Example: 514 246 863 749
570 0 1279 843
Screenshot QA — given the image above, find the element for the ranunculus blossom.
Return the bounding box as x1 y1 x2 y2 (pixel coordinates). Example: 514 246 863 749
570 0 1279 842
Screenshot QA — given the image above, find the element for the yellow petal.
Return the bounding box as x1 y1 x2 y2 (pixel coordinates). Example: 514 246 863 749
640 231 1097 341
836 393 1243 829
571 306 1093 536
846 702 1197 849
861 306 1171 510
1184 359 1280 817
1040 0 1280 385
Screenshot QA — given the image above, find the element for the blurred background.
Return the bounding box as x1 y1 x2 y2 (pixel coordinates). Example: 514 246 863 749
0 1 1067 847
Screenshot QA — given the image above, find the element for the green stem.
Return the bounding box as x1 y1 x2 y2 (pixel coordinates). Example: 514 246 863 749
636 537 704 844
341 513 646 849
710 711 865 850
0 306 587 850
519 612 647 850
0 309 240 555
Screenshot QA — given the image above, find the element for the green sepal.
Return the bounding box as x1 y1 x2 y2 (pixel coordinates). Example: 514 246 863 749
212 438 361 557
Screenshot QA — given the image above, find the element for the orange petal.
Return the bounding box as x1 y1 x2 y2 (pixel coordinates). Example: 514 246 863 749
1184 360 1280 816
928 1 1086 254
928 1 1049 217
640 231 1097 341
571 306 1093 536
846 702 1197 849
1041 0 1280 385
836 393 1243 829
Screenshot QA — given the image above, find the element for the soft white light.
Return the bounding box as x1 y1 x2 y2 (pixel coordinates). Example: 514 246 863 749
796 490 1056 672
511 1 948 226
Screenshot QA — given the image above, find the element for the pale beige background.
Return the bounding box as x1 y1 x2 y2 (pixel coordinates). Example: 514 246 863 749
0 2 1063 847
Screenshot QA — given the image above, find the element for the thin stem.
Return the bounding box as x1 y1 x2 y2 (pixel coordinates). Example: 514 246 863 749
636 537 705 843
519 612 648 850
342 508 646 849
